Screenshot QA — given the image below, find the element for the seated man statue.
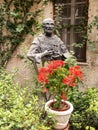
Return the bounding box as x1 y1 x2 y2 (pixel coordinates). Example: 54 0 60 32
27 18 71 72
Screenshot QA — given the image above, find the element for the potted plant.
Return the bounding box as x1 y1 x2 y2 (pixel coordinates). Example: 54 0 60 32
37 58 83 130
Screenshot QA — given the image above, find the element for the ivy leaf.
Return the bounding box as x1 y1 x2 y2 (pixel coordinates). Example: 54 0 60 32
16 24 24 33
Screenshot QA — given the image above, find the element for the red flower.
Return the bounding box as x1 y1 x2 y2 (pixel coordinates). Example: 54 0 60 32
38 67 48 74
69 66 83 80
62 75 75 87
38 73 48 84
38 60 65 84
47 60 65 73
42 87 48 93
38 67 49 84
61 92 67 100
70 83 76 87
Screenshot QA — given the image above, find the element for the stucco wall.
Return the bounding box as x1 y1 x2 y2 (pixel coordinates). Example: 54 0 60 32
6 35 35 87
83 0 98 88
6 1 98 88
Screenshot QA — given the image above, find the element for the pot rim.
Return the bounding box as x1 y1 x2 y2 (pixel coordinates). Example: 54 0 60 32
45 99 73 115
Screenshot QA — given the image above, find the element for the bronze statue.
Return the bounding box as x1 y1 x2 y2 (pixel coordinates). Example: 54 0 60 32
27 18 70 72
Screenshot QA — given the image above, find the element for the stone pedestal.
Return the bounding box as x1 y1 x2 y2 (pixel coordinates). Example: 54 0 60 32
53 124 69 130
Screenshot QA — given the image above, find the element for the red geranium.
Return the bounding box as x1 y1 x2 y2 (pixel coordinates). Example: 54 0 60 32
37 59 83 108
69 66 83 80
38 67 49 84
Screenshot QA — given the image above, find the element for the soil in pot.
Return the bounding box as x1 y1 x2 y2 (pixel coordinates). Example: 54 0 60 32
49 100 70 111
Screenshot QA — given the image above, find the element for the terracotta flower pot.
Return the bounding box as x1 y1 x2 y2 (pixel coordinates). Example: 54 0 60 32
45 99 73 130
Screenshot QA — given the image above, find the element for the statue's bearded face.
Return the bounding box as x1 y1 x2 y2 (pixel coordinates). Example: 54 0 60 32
42 18 54 35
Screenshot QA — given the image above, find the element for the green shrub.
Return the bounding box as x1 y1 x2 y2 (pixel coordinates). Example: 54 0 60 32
1 67 98 130
68 87 98 130
0 68 51 130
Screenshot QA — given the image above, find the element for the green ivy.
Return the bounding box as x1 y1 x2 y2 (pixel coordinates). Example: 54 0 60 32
0 0 47 67
87 16 98 52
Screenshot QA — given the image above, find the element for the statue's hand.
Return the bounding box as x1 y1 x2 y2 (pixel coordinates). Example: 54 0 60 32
34 50 53 63
32 50 55 63
63 51 71 58
42 50 53 56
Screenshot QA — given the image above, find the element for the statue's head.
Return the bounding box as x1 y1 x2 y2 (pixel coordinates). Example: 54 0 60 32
42 18 54 36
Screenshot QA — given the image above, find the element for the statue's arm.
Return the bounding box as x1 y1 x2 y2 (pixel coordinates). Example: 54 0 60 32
27 40 51 63
57 37 71 58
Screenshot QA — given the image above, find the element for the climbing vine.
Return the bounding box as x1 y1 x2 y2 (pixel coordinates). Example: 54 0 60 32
0 0 47 67
87 16 98 52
